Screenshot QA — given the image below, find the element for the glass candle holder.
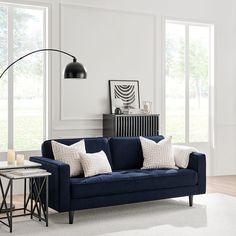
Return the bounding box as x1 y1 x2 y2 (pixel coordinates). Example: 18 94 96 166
143 101 152 114
16 154 25 165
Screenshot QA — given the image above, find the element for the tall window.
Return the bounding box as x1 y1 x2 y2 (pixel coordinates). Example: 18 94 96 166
165 20 214 143
0 3 47 151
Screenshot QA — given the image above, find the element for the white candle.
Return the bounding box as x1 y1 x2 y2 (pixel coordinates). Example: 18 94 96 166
16 154 25 165
7 149 15 164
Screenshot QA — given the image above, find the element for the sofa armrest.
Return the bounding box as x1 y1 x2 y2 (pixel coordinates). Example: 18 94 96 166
30 156 70 212
187 152 206 193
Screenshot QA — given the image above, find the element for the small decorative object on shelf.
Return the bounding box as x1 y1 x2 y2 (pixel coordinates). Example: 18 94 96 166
128 108 142 115
7 149 15 165
16 154 25 165
113 98 123 113
143 101 152 114
114 107 122 115
103 114 159 137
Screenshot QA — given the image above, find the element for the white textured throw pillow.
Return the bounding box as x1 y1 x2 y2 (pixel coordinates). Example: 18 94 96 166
140 136 177 169
173 145 198 168
51 140 86 177
80 150 112 177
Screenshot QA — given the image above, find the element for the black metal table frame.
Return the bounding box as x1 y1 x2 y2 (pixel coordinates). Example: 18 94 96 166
0 175 49 233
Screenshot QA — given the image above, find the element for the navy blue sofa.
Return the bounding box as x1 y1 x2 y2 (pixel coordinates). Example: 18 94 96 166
30 136 206 224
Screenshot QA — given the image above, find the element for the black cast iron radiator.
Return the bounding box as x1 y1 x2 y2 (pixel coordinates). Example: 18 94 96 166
103 114 159 137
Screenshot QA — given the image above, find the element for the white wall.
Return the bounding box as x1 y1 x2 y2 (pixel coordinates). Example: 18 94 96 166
2 0 236 176
52 0 236 176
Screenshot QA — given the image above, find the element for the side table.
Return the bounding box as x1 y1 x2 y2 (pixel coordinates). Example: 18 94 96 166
0 161 51 233
0 160 41 213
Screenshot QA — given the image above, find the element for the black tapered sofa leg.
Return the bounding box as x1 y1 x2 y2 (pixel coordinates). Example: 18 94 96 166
189 195 193 207
69 211 74 224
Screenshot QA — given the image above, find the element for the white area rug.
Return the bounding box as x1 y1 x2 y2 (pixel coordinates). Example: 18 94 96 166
1 193 236 236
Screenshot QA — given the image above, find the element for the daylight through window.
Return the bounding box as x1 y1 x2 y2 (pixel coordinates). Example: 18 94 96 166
165 20 213 143
0 3 47 151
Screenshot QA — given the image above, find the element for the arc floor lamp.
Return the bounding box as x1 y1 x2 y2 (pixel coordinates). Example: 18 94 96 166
0 48 87 79
0 48 87 212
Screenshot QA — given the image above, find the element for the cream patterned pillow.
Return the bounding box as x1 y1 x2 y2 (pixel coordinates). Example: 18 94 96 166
80 150 112 177
140 136 177 169
51 140 86 177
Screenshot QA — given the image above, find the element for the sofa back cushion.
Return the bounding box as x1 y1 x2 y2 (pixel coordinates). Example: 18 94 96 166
109 136 164 170
41 137 113 167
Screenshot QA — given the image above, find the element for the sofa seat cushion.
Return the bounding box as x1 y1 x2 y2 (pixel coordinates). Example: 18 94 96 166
70 168 198 199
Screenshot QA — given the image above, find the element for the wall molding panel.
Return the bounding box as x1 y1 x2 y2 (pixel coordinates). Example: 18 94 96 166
58 3 157 137
47 0 236 175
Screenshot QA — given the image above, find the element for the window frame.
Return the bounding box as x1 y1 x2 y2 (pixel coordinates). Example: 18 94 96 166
162 18 215 145
0 1 49 152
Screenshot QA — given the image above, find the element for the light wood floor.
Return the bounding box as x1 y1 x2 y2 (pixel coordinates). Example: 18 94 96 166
207 175 236 197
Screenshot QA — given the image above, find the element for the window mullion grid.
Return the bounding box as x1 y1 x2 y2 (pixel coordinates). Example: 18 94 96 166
185 24 190 144
7 6 14 149
208 26 214 144
162 20 166 136
43 8 47 141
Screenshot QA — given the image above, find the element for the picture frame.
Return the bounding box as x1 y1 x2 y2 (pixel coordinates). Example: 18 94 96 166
109 80 140 114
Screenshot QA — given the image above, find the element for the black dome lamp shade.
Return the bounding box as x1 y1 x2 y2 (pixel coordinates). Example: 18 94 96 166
0 48 87 80
64 58 87 79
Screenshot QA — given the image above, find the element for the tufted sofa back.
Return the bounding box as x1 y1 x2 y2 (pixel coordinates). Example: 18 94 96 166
109 136 164 170
41 137 113 167
41 136 164 170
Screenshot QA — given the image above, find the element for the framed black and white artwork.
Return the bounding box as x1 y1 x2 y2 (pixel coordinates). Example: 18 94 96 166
109 80 140 114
